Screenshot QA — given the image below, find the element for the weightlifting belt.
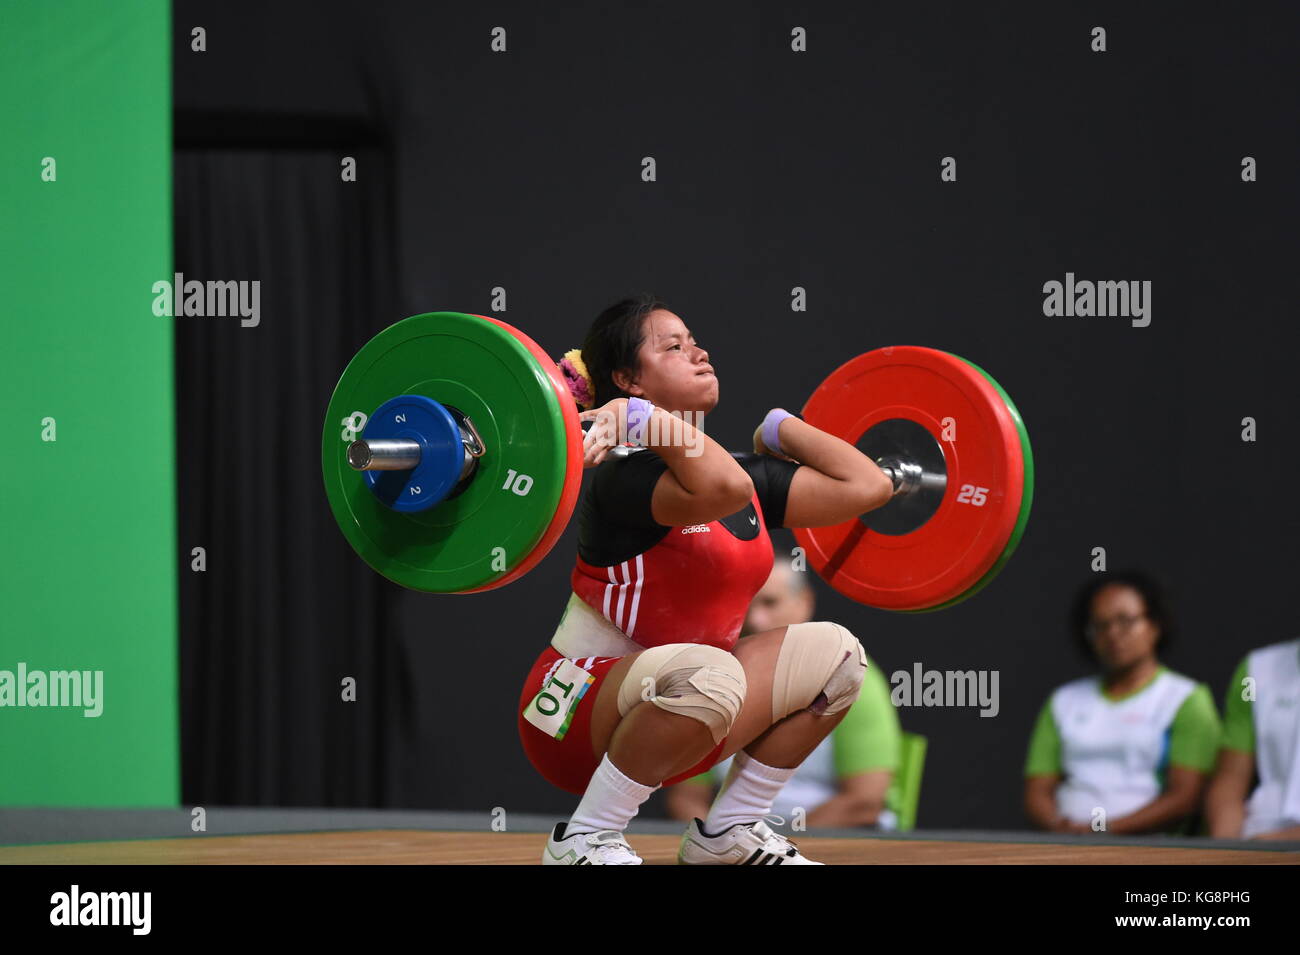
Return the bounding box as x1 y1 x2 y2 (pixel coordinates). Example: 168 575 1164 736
550 591 645 658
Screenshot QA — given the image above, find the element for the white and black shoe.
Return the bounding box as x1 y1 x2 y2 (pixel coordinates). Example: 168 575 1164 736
677 816 824 865
542 822 643 865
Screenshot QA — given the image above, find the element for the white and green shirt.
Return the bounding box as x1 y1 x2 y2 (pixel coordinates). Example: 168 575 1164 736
1221 638 1300 838
1024 666 1221 827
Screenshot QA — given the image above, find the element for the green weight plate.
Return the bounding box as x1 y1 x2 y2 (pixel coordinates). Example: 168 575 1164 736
322 312 570 592
899 353 1033 613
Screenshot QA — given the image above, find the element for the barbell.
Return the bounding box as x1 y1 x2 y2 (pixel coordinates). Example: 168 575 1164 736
321 311 1033 611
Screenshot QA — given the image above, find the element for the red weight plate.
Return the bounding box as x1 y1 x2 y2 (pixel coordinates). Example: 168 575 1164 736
459 314 584 593
791 346 1025 610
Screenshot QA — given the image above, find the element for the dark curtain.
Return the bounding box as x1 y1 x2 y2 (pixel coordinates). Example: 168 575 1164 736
174 128 410 805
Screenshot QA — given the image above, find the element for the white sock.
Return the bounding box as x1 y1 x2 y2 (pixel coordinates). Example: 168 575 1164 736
703 750 796 835
566 753 660 836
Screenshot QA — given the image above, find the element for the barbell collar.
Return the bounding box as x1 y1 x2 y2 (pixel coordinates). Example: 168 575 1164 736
877 457 946 501
458 412 487 458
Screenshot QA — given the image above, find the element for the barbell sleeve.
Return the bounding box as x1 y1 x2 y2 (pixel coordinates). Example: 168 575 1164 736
348 438 423 471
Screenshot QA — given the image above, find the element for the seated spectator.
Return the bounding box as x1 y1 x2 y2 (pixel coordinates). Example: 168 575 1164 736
664 557 903 829
1023 571 1221 835
1205 636 1300 840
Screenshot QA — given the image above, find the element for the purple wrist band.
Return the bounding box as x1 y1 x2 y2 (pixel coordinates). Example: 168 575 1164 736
626 398 654 446
762 408 795 455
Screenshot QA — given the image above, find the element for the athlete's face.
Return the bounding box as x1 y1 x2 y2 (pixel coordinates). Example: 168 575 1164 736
1087 584 1160 672
743 565 815 636
614 310 717 414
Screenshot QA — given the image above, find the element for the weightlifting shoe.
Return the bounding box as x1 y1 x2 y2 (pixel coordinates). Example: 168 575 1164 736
677 815 824 865
542 822 643 865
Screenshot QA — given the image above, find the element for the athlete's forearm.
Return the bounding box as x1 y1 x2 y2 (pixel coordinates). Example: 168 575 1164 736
647 408 751 499
773 416 886 488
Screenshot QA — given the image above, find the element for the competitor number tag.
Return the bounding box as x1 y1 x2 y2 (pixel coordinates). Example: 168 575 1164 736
523 658 596 741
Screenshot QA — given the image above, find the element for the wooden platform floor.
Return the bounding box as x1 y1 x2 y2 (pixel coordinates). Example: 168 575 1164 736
2 830 1296 864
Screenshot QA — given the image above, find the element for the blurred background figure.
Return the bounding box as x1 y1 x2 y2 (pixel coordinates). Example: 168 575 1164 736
1023 571 1222 835
664 553 904 830
1205 636 1300 840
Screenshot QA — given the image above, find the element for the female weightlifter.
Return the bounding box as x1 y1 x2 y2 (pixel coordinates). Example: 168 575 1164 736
517 292 894 864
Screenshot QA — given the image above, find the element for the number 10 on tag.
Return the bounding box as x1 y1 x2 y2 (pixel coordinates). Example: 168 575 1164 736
523 659 596 741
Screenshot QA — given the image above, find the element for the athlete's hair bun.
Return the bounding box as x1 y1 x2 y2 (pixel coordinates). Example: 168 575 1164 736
558 348 595 411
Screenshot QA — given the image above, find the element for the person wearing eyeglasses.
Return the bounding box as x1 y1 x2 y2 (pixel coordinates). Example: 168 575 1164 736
1023 571 1222 835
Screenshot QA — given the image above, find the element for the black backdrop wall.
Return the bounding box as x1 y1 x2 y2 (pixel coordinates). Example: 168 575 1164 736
174 137 408 805
173 1 1300 829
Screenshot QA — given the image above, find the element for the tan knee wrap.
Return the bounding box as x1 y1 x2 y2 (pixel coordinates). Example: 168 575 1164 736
771 621 867 721
616 644 747 745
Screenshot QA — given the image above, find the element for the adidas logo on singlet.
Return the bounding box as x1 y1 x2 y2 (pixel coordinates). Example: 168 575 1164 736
681 524 711 535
